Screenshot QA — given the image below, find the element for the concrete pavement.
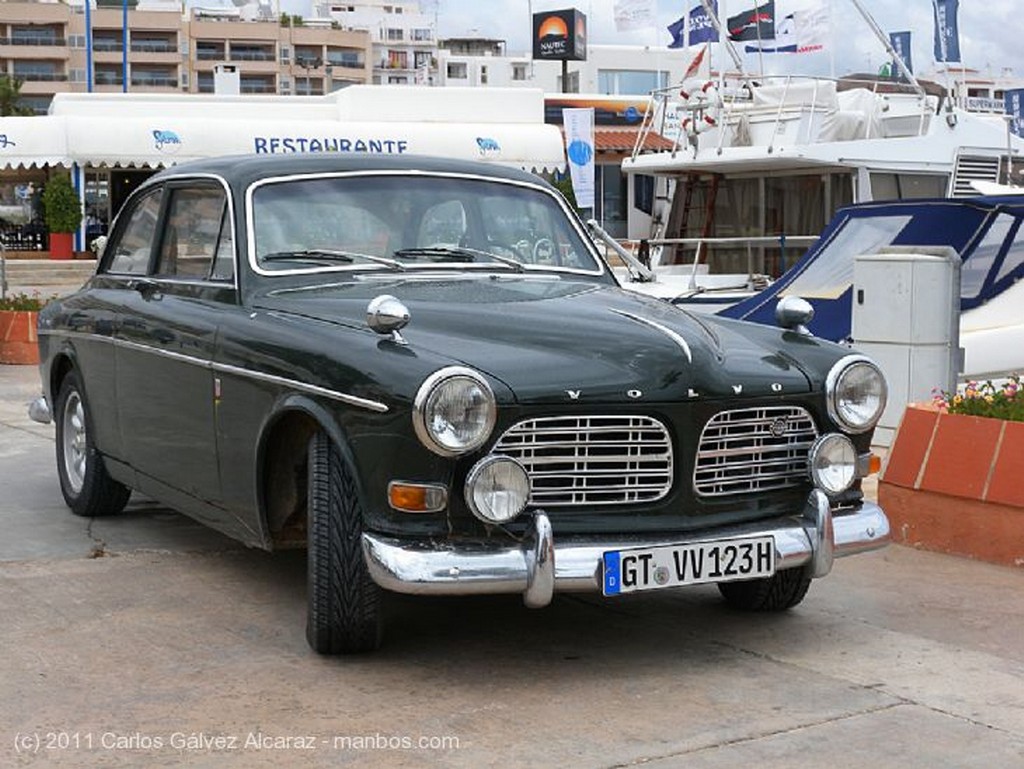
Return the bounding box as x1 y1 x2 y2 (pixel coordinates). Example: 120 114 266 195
0 362 1022 768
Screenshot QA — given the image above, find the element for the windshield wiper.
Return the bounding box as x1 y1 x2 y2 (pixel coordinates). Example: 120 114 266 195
261 248 405 271
393 246 524 272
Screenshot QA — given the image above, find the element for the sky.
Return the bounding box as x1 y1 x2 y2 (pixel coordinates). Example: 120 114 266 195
269 0 1022 79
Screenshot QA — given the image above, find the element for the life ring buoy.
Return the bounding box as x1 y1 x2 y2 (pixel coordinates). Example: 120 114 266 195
679 80 721 137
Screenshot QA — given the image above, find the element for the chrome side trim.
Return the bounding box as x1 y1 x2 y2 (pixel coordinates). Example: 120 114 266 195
213 362 389 413
610 309 693 363
362 495 890 604
40 331 387 414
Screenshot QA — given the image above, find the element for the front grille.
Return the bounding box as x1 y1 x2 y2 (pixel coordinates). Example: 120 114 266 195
493 415 673 507
694 406 818 497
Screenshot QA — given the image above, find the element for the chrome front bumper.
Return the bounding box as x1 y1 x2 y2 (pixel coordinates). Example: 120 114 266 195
362 490 890 608
28 395 51 425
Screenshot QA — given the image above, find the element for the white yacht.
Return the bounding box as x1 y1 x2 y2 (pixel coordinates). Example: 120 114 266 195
615 70 1024 308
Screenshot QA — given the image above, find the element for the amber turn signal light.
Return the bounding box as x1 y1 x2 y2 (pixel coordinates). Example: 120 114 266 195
868 453 882 476
388 481 447 513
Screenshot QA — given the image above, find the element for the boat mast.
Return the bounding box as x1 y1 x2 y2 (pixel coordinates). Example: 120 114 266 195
698 0 746 77
847 0 926 98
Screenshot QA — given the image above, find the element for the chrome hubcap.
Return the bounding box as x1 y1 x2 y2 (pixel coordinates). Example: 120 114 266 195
62 391 87 495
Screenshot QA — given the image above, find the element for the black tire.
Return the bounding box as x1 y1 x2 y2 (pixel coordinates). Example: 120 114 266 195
717 567 812 612
306 432 383 655
54 370 131 517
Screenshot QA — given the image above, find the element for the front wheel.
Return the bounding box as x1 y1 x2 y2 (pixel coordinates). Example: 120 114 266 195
306 432 383 655
717 567 812 611
54 370 131 517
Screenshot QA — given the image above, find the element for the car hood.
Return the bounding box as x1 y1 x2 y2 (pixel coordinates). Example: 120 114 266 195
254 276 826 404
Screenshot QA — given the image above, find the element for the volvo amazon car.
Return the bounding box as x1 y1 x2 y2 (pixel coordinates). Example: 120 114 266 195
30 154 890 654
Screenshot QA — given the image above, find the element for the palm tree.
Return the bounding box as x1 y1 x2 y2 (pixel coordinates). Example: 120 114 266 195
0 75 34 116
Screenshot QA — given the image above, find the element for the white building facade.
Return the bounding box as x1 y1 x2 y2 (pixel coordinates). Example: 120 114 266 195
314 1 437 85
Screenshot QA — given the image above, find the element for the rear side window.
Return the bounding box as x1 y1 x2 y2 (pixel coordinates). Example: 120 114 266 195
106 189 163 275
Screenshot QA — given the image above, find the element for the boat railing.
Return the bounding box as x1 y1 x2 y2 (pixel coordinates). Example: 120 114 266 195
632 73 935 162
590 226 820 287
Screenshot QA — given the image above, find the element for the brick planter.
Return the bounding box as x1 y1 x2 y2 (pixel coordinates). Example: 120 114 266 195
879 405 1024 567
0 310 39 365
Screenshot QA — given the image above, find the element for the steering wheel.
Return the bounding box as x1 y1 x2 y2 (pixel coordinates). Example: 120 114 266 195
532 237 557 265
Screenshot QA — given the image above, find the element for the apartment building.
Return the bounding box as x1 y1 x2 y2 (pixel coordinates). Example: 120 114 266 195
314 1 437 85
0 0 373 113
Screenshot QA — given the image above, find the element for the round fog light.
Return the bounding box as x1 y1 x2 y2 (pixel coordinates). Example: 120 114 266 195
465 455 530 524
809 433 857 495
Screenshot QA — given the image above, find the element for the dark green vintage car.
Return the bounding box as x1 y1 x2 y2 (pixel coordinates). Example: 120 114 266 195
30 154 890 654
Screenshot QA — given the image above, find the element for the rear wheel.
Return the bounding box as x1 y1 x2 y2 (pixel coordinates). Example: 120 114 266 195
717 567 812 611
54 370 131 517
306 432 382 655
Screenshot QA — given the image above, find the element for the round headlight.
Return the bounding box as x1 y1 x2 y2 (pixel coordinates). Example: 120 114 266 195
809 433 857 495
827 356 887 433
465 455 531 524
413 367 496 457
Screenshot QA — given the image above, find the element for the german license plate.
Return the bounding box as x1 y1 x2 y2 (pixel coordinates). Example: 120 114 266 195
602 536 776 596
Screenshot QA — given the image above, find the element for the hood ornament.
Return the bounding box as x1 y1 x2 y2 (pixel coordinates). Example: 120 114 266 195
367 294 410 344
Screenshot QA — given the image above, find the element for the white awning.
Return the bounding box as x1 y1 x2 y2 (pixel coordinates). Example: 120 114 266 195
0 116 71 169
60 116 566 173
0 87 566 174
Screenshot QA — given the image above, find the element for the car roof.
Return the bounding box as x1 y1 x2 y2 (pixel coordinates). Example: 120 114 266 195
149 153 550 189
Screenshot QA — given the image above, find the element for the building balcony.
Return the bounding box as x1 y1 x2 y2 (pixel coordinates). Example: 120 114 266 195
239 81 276 94
94 71 125 86
326 59 365 70
131 41 179 54
228 50 276 62
12 72 68 82
0 36 67 48
131 75 178 88
92 40 125 53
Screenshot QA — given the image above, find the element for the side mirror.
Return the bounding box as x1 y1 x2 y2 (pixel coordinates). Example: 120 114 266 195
366 294 410 344
775 295 814 336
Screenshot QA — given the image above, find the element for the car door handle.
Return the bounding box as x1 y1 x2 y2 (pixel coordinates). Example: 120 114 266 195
126 278 160 298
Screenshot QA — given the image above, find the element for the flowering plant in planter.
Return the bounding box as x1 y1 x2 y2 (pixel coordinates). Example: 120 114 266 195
932 375 1023 423
0 290 52 312
0 291 56 364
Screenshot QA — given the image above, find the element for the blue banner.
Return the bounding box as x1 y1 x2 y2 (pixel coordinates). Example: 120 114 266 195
1006 89 1024 138
933 0 961 63
689 1 719 45
890 31 913 76
667 16 685 49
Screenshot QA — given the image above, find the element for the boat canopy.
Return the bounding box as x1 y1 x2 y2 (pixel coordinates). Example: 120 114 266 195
720 196 1024 340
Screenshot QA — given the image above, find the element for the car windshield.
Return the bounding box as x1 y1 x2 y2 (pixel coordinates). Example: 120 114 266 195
250 174 601 274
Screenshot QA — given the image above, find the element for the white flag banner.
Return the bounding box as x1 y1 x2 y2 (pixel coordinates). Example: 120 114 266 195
563 108 595 210
614 0 656 32
793 2 828 52
745 0 828 53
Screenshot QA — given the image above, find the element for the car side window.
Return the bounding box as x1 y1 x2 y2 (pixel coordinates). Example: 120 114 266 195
156 187 228 280
210 206 235 282
106 189 163 275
